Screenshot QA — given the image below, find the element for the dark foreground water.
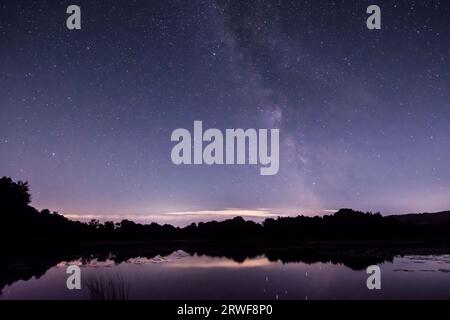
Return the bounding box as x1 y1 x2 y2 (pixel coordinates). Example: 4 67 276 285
1 251 450 300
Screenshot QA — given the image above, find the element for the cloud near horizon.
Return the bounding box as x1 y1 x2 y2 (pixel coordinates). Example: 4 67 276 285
63 208 287 226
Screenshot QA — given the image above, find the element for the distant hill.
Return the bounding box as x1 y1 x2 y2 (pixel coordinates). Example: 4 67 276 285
388 211 450 225
3 176 450 250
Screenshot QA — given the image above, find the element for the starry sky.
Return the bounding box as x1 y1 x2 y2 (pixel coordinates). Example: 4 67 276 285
1 0 449 225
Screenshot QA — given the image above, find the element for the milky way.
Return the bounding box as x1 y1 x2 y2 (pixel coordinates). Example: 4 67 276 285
0 1 449 224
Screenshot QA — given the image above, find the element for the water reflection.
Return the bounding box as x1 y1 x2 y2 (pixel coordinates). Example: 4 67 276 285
1 247 450 299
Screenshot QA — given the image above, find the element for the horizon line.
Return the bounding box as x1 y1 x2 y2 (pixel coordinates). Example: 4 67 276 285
58 207 450 227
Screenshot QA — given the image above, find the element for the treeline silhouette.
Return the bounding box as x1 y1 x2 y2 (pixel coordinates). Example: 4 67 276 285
2 176 450 290
2 176 450 252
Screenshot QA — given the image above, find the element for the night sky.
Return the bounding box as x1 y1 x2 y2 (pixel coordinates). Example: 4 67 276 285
1 0 449 225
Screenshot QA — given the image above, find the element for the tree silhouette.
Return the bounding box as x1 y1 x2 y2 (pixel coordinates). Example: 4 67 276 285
1 176 450 250
0 176 31 210
2 175 450 294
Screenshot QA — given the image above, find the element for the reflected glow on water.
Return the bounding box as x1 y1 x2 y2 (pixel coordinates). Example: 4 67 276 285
2 252 450 300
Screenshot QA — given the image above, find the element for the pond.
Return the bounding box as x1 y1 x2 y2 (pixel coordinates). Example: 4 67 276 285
2 251 450 299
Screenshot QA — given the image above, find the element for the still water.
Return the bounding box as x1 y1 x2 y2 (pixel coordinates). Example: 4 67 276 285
2 251 450 299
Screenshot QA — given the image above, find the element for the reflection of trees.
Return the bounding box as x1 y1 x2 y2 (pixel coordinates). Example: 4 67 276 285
2 176 450 295
4 242 450 293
